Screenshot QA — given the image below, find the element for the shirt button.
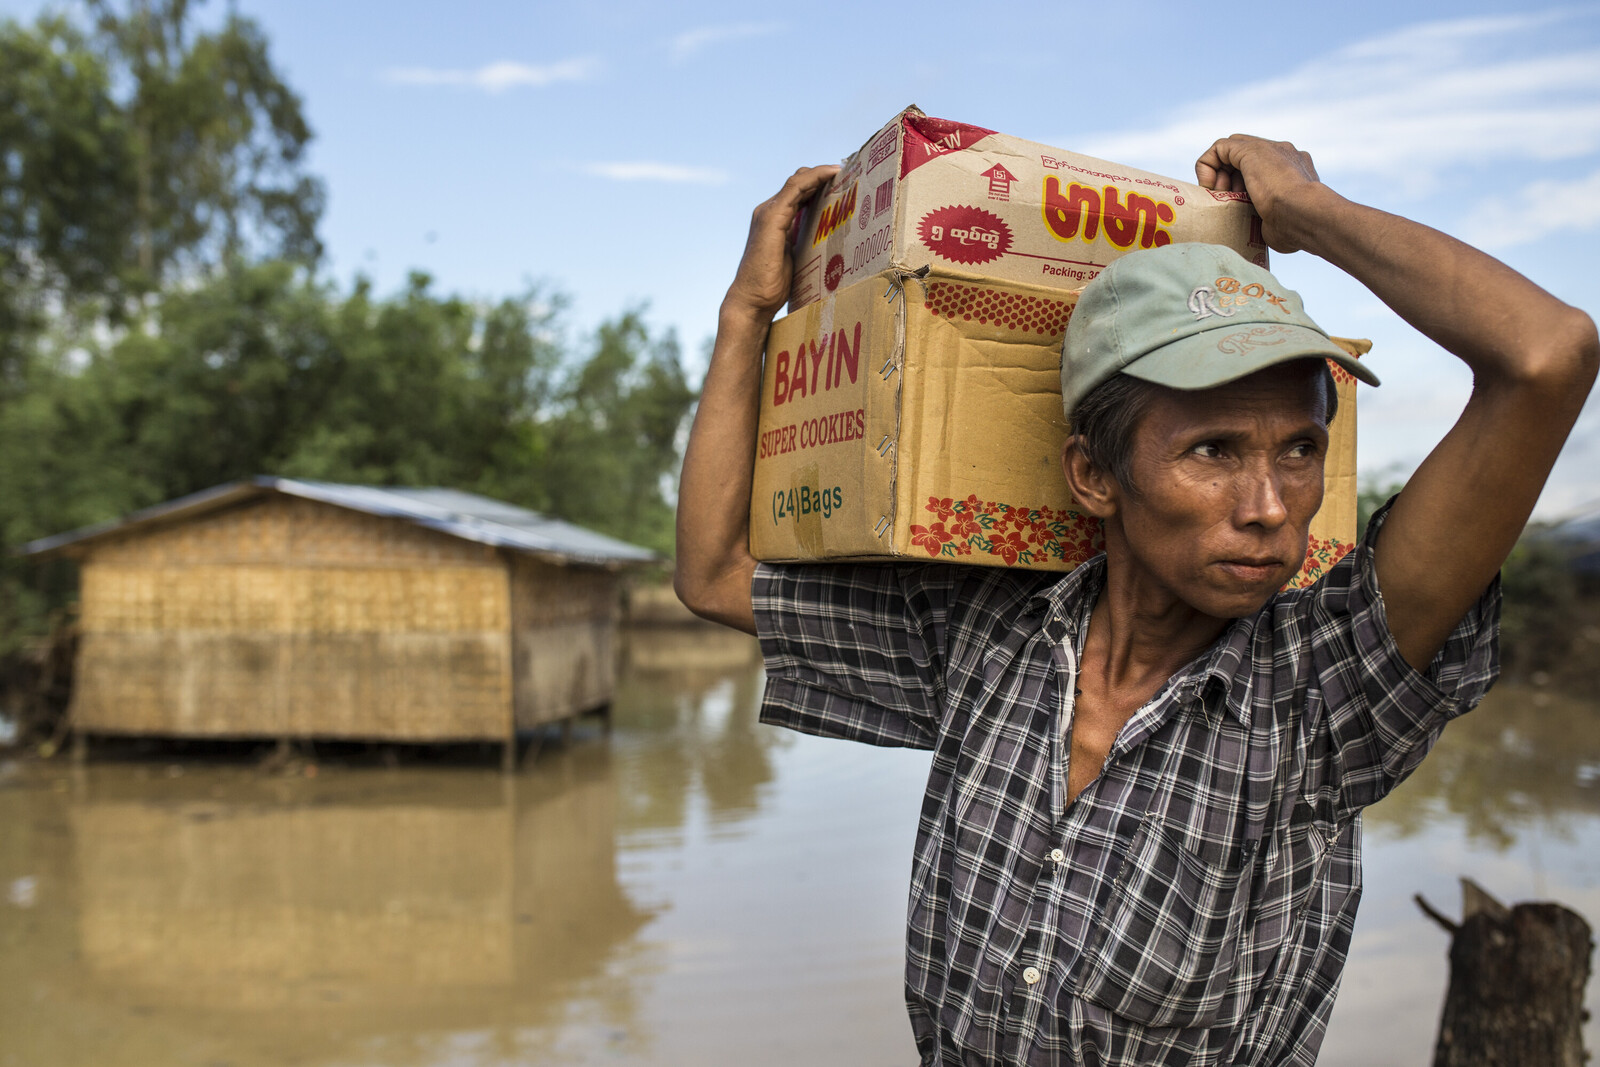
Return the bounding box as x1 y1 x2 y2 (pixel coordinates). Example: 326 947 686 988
1049 848 1065 864
1022 966 1042 985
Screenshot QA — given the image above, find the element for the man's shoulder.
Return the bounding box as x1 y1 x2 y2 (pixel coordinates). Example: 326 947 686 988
898 561 1070 621
754 558 1066 627
961 563 1063 600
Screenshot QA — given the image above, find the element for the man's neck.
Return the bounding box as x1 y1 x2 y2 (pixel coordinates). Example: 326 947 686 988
1081 528 1231 702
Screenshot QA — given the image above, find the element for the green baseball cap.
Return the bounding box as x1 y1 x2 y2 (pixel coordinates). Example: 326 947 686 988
1060 243 1379 419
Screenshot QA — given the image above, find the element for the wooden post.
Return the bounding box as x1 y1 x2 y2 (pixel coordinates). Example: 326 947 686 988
502 733 518 774
1418 878 1594 1067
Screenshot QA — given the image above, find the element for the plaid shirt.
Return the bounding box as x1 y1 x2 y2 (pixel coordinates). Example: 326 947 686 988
753 508 1500 1066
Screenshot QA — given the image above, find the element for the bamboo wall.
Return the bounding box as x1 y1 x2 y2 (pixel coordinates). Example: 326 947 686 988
509 555 620 729
73 496 514 742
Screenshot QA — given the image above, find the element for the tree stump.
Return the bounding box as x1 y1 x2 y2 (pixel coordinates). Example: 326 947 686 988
1418 878 1594 1067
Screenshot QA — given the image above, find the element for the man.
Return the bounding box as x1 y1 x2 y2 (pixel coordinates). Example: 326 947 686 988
674 135 1598 1064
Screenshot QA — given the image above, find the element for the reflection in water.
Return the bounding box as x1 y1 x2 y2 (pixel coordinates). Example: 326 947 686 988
1365 683 1600 847
2 628 1595 1066
0 624 893 1066
614 626 777 841
1324 681 1600 1066
75 790 522 1002
4 746 654 1066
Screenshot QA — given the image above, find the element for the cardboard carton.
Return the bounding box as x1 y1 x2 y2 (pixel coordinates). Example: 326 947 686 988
788 106 1268 312
750 268 1361 586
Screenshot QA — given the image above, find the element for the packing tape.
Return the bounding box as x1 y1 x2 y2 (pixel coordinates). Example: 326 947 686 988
874 266 928 552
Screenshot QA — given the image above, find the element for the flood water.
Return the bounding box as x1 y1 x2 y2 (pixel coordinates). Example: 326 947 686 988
2 624 1597 1066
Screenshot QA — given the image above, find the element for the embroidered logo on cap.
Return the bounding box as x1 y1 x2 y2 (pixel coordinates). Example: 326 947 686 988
1189 286 1235 320
1216 325 1294 354
1215 276 1291 314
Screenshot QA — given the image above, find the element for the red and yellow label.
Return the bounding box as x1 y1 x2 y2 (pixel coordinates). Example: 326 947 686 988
812 183 859 246
770 321 862 406
1041 177 1175 251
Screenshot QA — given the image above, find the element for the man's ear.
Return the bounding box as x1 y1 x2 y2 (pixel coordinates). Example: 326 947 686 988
1061 436 1119 519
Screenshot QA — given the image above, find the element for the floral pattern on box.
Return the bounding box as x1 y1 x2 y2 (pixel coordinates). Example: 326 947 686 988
1284 534 1353 590
910 495 1104 567
912 493 1352 588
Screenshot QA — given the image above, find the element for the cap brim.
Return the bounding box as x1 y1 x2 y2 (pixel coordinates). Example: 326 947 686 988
1121 321 1381 393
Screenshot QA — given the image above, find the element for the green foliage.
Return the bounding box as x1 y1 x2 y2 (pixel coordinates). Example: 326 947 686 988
84 0 323 280
0 14 134 385
0 265 696 652
0 2 321 352
1350 468 1593 686
1498 534 1581 677
0 3 696 657
538 311 695 554
1355 472 1406 540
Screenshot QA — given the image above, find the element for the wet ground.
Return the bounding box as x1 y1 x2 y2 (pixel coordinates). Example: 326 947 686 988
2 625 1597 1065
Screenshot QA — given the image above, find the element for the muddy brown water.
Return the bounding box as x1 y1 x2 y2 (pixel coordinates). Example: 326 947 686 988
2 625 1597 1065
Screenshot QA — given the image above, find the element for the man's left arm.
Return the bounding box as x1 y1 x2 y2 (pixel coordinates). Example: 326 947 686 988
1199 136 1600 671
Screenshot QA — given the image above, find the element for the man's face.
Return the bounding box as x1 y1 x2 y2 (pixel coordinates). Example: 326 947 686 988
1113 361 1330 620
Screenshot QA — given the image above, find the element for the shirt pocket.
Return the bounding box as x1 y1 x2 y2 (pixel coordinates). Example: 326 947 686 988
1072 818 1250 1030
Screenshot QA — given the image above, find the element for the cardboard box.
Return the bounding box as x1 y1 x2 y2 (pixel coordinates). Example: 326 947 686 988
750 268 1361 587
788 106 1267 312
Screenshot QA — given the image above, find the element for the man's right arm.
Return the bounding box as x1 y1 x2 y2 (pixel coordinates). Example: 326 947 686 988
1197 136 1598 671
674 166 838 635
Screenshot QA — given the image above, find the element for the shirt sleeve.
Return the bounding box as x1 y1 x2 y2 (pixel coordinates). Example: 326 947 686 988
1300 500 1502 818
751 560 967 750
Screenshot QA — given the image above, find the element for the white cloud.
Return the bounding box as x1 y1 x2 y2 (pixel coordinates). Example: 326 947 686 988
584 161 729 185
1459 167 1600 247
382 57 599 93
1074 10 1600 195
668 22 782 63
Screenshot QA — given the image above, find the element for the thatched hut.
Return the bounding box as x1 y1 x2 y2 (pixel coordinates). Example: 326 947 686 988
21 477 656 766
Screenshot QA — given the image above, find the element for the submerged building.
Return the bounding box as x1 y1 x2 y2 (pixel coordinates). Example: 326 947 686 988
22 478 656 766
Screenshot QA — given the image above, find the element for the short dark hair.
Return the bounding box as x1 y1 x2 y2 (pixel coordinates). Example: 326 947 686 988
1070 361 1339 493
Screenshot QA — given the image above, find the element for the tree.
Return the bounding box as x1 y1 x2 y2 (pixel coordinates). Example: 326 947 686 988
1356 470 1407 538
278 272 565 492
0 14 134 385
538 310 696 554
0 1 322 343
1 265 690 546
85 0 323 283
0 3 698 661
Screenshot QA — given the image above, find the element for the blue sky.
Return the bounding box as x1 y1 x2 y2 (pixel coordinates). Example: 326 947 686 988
8 0 1600 517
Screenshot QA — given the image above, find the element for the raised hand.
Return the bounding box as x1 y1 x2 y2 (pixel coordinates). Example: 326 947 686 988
1195 135 1324 254
725 165 839 321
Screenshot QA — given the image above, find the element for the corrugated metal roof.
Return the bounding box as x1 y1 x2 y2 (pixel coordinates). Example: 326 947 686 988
19 477 659 567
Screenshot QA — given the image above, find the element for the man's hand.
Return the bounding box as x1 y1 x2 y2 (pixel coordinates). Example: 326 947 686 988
1196 135 1599 670
725 165 840 321
1195 135 1325 254
675 165 839 635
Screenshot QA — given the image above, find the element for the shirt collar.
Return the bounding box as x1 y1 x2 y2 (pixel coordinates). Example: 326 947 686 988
1026 553 1259 727
1025 553 1106 629
1173 616 1257 727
